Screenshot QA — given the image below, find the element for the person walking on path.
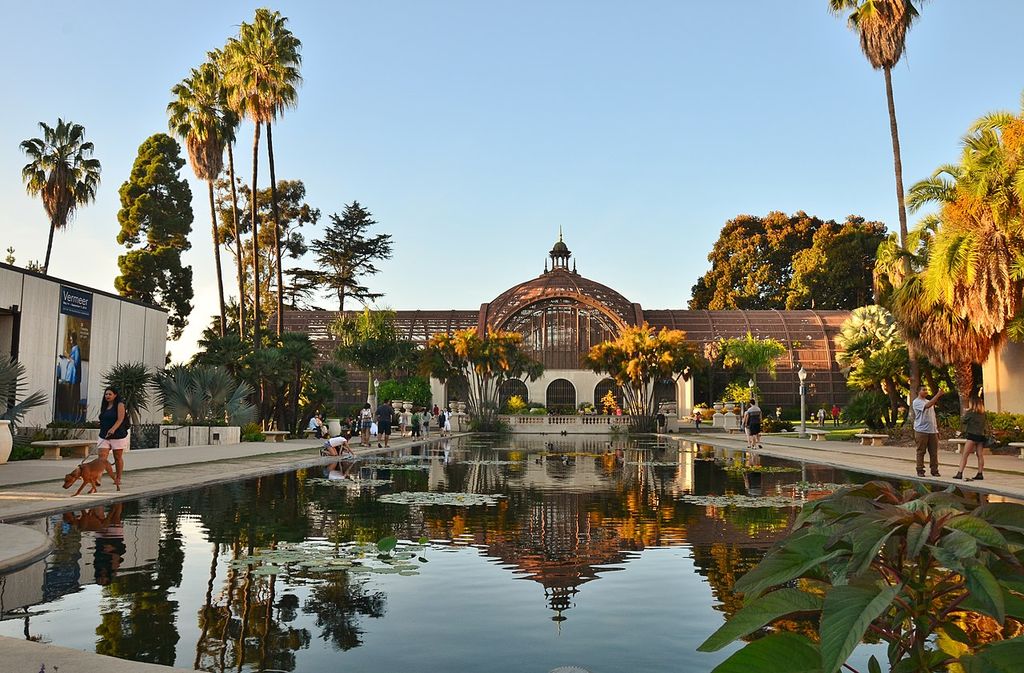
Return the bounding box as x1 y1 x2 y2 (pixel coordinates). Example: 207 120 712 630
358 403 373 447
421 408 431 438
816 407 826 428
376 399 394 448
96 387 130 490
693 409 702 432
443 407 452 436
831 404 841 427
913 385 944 477
743 398 763 450
954 397 987 481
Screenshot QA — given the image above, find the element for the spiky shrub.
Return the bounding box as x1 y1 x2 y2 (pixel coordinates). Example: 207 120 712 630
699 480 1024 673
101 361 155 426
157 364 256 426
0 353 47 428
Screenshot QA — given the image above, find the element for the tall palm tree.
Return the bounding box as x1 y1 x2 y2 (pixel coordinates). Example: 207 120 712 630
168 62 235 336
20 119 102 274
223 8 302 338
829 0 925 391
209 47 247 338
719 332 787 389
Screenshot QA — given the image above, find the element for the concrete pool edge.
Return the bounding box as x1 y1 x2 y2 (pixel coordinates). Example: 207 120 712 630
0 635 200 672
0 524 52 573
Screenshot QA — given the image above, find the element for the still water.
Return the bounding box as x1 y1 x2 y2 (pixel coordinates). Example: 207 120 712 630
0 435 877 672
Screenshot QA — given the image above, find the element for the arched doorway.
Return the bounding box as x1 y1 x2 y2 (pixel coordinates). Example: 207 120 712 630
445 375 470 409
594 378 622 413
653 378 677 412
499 379 529 411
546 379 576 412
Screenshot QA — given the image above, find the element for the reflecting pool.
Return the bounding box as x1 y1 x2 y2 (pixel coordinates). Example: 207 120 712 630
0 435 881 672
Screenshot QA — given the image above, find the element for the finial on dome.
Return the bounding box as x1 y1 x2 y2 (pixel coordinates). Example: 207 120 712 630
558 225 563 243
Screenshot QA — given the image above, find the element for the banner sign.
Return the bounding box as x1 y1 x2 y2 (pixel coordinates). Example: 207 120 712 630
54 286 93 422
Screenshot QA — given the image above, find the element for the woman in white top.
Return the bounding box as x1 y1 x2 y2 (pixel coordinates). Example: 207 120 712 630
443 408 452 436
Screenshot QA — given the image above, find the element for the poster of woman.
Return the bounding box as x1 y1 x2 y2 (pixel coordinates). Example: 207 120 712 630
54 286 92 423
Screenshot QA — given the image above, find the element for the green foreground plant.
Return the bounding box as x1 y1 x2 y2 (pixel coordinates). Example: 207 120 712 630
0 354 47 427
700 480 1024 673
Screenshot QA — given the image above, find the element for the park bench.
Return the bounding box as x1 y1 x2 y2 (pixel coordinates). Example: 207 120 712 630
31 439 94 461
804 429 828 441
263 431 290 443
855 433 889 447
726 427 744 435
1009 442 1024 460
303 429 322 439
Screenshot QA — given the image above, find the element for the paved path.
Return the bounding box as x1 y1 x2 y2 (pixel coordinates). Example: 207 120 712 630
679 432 1024 500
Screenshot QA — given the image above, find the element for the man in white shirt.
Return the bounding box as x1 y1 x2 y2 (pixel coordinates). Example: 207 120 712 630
912 386 944 477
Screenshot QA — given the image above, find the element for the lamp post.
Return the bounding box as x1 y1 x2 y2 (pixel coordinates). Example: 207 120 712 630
372 378 380 411
797 366 808 438
748 378 755 402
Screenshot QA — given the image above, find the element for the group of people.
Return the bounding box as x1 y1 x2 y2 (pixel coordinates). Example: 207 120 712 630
306 400 454 460
912 385 986 481
815 404 842 427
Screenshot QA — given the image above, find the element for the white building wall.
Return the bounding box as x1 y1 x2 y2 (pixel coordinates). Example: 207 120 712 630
1 266 168 428
19 275 61 426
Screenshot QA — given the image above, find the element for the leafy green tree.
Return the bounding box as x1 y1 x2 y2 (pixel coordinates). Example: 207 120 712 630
333 309 404 408
719 332 787 389
690 212 818 309
291 201 394 311
224 7 303 337
786 216 887 308
423 328 544 431
19 118 102 273
700 480 1024 673
114 133 194 339
101 361 156 427
215 178 319 319
0 354 47 427
168 60 238 336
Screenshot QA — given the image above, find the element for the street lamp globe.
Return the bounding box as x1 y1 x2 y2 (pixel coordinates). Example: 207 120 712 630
797 367 807 382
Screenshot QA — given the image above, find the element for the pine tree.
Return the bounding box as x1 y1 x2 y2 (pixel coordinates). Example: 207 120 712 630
115 133 194 339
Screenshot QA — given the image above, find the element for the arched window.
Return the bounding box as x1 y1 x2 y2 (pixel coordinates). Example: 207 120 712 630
653 379 676 411
499 379 529 411
546 379 576 412
594 378 622 412
502 298 621 369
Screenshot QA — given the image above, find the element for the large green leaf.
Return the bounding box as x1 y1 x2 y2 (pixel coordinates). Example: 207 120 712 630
819 582 901 673
958 636 1024 673
945 515 1009 549
999 586 1024 619
972 503 1024 534
699 588 823 652
962 560 1005 623
905 521 931 559
709 632 821 673
844 521 898 578
735 532 843 600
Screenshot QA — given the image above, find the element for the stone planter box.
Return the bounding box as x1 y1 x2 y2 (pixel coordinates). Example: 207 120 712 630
158 425 241 448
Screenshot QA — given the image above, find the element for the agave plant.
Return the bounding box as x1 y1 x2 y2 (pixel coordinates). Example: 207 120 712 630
157 364 255 425
101 361 155 426
0 353 47 427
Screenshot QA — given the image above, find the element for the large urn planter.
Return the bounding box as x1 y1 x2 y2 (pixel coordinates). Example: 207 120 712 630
0 420 12 464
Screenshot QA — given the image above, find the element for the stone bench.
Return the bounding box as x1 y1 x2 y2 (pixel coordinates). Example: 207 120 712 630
948 438 969 454
31 439 94 461
303 429 322 439
855 433 888 447
263 431 290 443
1009 442 1024 460
804 429 828 441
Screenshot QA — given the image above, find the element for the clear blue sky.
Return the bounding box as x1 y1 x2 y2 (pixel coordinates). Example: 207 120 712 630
3 1 1022 361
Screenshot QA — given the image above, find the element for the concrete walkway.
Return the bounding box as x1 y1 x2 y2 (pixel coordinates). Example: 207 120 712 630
679 432 1024 500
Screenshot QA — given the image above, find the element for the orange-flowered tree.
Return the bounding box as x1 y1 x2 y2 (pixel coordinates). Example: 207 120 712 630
583 324 704 433
422 329 543 431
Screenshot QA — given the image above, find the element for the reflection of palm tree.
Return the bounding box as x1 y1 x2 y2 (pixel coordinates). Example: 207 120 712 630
304 574 386 650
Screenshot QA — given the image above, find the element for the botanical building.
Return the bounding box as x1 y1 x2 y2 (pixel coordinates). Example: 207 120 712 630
284 235 852 414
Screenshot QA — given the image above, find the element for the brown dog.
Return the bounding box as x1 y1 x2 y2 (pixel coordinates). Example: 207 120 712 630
62 457 109 496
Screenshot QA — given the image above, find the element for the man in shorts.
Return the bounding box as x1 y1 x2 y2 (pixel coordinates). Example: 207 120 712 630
913 385 944 477
376 399 394 448
743 398 763 450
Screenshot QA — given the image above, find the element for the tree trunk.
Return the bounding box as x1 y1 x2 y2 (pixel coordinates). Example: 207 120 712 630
42 217 57 274
208 181 227 337
884 65 921 405
265 122 285 337
952 361 974 411
250 124 262 342
227 142 246 338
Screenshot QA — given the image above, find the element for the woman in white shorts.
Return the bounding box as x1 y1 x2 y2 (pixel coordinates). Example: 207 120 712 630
96 387 130 490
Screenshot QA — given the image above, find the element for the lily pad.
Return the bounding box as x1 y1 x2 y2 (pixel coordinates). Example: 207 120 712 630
678 494 804 508
378 491 507 507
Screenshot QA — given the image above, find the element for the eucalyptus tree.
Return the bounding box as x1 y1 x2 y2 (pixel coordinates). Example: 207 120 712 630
223 8 302 337
19 118 101 274
168 61 237 335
